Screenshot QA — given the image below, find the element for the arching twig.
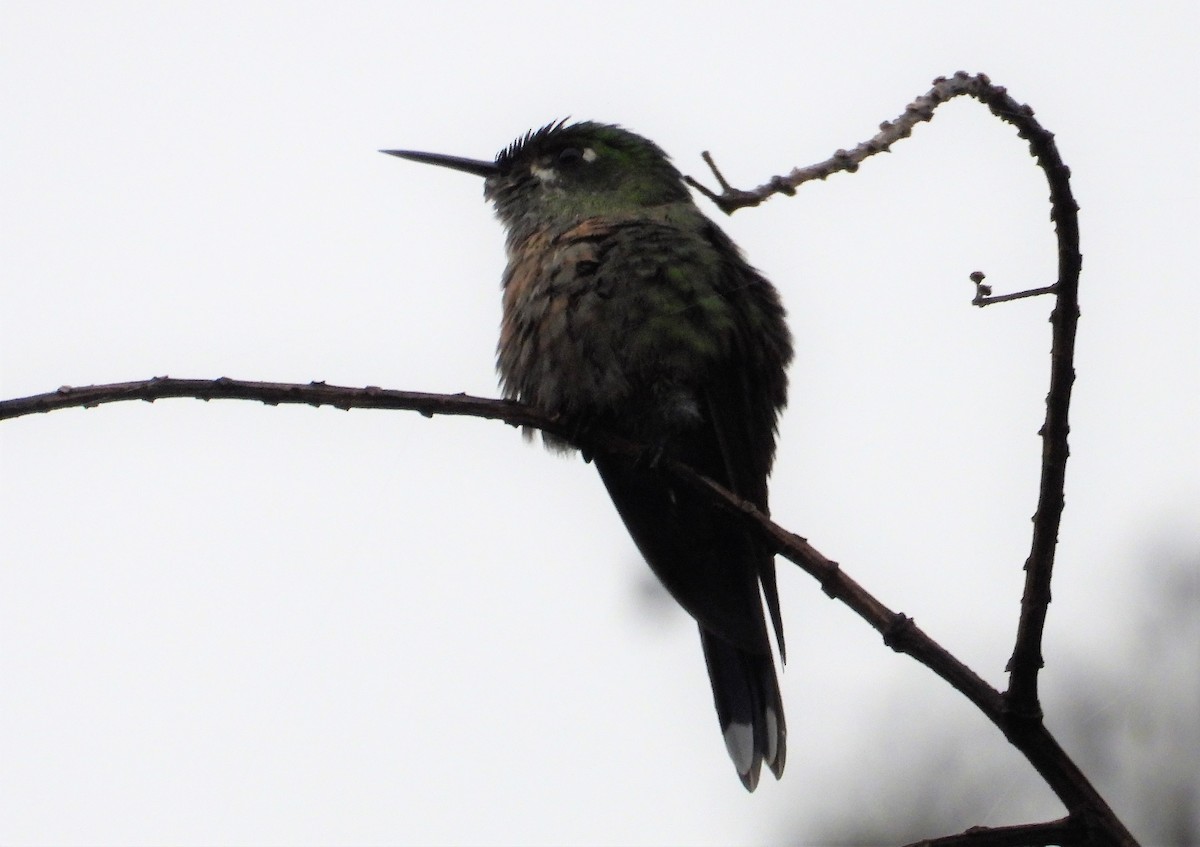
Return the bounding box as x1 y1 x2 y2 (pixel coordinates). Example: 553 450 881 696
689 69 1083 722
0 374 1132 846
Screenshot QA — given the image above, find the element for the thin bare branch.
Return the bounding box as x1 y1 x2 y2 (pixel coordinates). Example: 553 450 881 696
689 70 1089 837
970 272 1059 307
0 377 540 427
0 377 1007 727
688 68 1083 727
687 71 1025 214
1 379 996 712
993 84 1082 721
0 376 1134 845
975 285 1059 306
901 817 1081 847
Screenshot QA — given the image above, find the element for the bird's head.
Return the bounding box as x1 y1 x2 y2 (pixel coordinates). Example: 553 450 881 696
384 120 693 232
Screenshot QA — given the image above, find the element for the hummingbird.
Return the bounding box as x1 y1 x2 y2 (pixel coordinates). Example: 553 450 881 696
384 121 793 790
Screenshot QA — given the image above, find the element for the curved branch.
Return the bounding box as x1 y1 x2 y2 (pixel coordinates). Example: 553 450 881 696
688 69 1083 726
900 817 1081 847
996 84 1081 720
0 376 1133 845
0 377 542 427
0 379 1003 722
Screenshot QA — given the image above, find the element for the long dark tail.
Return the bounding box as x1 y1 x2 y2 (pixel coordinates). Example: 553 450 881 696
592 452 786 789
699 627 786 791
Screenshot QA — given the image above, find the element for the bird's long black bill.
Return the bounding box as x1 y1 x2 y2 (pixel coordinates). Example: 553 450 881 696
381 149 499 178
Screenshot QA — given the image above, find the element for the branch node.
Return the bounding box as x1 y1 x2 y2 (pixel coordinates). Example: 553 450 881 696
769 175 797 196
683 175 720 204
969 270 993 299
883 612 915 651
818 560 842 598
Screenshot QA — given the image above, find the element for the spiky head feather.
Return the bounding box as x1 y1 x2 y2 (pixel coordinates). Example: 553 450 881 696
484 121 693 238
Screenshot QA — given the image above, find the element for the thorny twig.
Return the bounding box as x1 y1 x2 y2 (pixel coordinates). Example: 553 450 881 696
687 71 1102 844
0 371 1129 846
689 69 1082 719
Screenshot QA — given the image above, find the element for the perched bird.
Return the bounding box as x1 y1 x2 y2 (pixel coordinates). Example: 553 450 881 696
384 121 793 790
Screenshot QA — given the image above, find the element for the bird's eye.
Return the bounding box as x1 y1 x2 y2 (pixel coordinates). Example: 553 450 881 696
557 147 584 165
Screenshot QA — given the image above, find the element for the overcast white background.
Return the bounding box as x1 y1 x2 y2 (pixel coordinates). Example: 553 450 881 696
2 3 1197 845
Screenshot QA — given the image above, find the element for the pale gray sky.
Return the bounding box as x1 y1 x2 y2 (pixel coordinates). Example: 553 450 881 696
2 2 1197 844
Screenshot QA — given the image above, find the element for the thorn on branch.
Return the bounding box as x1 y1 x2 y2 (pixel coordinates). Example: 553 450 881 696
818 560 842 599
883 612 915 651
